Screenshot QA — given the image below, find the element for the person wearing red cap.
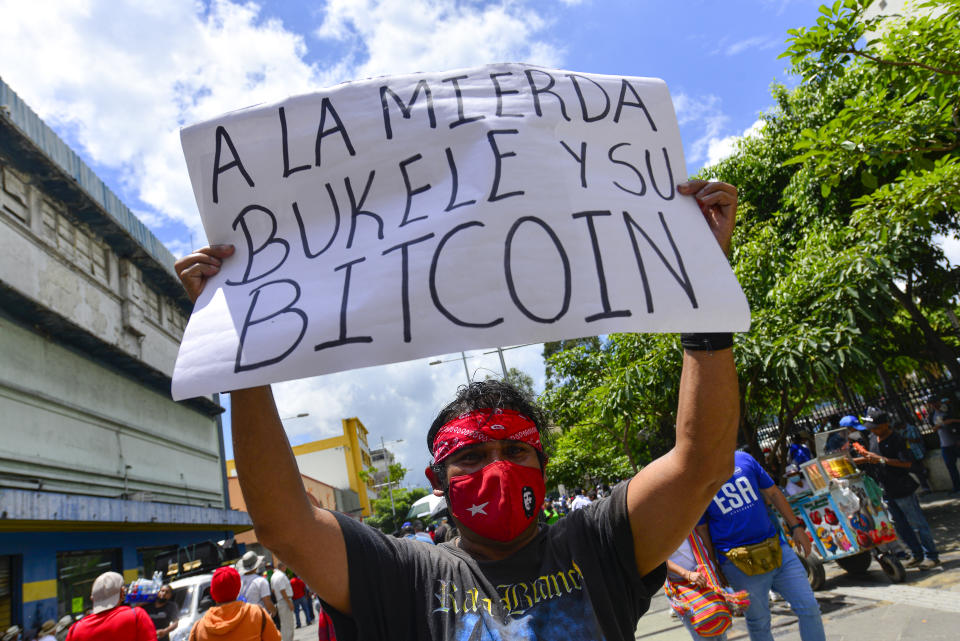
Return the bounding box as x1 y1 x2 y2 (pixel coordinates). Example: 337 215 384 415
188 567 281 641
174 179 740 640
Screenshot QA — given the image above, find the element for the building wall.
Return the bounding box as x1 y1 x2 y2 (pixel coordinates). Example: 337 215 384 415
0 163 186 376
295 446 350 490
227 418 378 517
228 474 337 546
0 529 230 633
0 311 223 506
0 111 224 507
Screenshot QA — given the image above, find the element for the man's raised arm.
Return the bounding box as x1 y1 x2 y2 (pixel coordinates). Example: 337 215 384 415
175 246 351 614
626 180 740 576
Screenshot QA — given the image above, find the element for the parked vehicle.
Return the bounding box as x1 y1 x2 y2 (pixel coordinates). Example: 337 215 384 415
168 573 215 641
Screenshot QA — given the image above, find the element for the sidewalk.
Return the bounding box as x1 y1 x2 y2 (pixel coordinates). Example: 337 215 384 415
636 491 960 640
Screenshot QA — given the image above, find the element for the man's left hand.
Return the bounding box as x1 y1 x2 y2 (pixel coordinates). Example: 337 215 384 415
792 529 812 557
677 180 738 255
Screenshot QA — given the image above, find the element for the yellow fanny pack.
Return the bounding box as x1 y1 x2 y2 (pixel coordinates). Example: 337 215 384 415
724 536 782 576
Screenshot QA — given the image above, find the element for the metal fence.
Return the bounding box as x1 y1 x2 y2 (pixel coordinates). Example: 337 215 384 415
755 374 959 450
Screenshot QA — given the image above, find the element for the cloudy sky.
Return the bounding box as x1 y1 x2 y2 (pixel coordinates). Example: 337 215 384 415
7 0 943 487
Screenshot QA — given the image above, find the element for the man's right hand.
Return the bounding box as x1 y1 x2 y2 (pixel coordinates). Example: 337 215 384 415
174 245 235 303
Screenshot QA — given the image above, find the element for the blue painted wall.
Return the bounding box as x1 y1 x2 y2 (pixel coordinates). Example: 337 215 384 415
1 528 233 634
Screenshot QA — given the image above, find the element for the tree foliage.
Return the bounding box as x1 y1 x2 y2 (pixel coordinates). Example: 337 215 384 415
542 0 960 479
365 486 429 534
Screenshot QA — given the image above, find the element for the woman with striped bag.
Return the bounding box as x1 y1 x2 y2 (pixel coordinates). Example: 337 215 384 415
665 530 750 640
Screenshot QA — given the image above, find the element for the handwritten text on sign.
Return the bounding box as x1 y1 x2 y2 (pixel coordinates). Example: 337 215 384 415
172 64 750 400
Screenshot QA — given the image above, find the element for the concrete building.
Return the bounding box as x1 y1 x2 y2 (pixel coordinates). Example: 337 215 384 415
369 446 397 486
227 473 338 559
228 417 374 517
0 78 250 633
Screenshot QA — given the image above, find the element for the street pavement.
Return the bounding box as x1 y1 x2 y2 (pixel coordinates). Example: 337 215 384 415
635 491 960 640
292 615 320 641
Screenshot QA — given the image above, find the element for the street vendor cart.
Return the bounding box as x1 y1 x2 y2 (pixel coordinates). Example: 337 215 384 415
777 442 906 588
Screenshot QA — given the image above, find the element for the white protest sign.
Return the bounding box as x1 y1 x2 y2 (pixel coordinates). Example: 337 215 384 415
172 63 750 401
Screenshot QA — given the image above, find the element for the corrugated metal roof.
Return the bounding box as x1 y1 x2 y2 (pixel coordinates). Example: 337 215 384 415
0 488 252 530
0 77 177 278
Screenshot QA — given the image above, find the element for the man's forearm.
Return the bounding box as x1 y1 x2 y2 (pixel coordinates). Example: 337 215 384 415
764 486 801 527
675 347 739 484
232 386 315 548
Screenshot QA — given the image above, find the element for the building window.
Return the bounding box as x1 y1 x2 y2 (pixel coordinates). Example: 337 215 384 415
0 554 19 629
56 549 122 617
143 286 161 324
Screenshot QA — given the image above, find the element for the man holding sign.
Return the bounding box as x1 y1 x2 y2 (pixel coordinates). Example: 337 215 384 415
175 175 739 641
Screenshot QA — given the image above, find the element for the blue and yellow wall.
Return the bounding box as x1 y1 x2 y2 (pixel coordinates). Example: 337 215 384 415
1 528 235 633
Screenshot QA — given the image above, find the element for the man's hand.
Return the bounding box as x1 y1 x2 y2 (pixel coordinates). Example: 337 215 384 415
792 528 812 557
677 180 737 255
174 244 235 303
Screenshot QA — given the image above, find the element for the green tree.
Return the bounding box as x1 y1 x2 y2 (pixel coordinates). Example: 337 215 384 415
365 486 429 534
780 0 960 379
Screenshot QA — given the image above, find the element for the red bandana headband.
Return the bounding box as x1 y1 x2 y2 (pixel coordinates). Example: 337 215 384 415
431 408 542 465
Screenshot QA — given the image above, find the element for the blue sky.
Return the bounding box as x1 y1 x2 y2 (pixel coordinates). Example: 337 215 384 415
3 0 825 485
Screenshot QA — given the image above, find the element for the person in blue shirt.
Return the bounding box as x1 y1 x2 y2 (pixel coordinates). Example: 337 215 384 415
696 451 825 641
788 435 813 466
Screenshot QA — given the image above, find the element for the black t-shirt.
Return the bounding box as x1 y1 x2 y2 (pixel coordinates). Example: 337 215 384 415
139 599 179 634
323 480 664 641
869 432 919 499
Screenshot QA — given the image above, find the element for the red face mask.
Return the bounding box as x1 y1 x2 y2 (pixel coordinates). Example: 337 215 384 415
447 460 546 542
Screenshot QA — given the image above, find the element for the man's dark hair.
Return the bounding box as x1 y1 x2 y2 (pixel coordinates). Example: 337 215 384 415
427 379 547 488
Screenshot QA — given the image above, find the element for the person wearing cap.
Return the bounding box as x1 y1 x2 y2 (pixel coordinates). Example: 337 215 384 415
189 566 281 641
1 625 20 641
852 408 941 570
236 552 276 618
36 620 57 641
174 179 740 640
782 464 810 497
53 615 74 641
64 571 156 641
927 396 960 493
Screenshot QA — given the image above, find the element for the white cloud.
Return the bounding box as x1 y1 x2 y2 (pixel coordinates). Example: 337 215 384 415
1 0 560 250
705 119 764 167
315 0 562 77
672 92 729 166
722 35 781 56
239 343 547 489
0 0 331 246
0 0 556 490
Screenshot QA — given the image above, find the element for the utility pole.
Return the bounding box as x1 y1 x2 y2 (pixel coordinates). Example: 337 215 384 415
377 436 404 519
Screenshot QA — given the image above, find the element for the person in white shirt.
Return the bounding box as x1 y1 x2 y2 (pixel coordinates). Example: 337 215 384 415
782 464 810 497
236 551 276 617
570 488 593 510
270 562 296 641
